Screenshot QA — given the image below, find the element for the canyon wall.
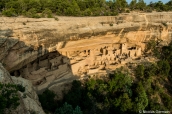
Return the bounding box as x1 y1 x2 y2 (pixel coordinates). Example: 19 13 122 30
0 12 172 94
0 63 45 114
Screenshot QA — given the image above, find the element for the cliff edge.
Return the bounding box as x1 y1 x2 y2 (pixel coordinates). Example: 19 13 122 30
0 12 172 94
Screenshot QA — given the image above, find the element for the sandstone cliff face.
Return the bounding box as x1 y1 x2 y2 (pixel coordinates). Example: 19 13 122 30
0 12 172 94
0 63 45 114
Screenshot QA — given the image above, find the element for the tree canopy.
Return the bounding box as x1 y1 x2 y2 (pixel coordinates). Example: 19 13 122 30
1 0 172 17
0 83 25 114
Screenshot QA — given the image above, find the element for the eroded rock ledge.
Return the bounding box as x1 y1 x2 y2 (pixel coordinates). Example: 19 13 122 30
0 63 45 114
0 12 172 94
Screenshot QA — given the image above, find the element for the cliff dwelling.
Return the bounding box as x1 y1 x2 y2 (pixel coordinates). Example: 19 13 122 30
0 12 172 94
9 33 146 93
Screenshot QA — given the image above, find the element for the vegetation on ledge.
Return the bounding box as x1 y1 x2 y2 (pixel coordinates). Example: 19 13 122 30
0 0 172 17
0 83 25 114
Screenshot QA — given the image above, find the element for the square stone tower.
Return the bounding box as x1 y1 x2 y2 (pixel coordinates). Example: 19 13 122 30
121 43 127 54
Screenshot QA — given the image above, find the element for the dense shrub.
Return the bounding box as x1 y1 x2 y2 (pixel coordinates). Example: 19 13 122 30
38 89 57 113
0 83 20 113
2 8 17 17
109 23 113 26
25 8 40 18
16 84 25 92
41 8 53 18
55 102 82 114
126 10 130 13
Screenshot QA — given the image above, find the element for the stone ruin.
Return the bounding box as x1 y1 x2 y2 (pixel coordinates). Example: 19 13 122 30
59 42 142 76
10 51 71 92
10 40 143 93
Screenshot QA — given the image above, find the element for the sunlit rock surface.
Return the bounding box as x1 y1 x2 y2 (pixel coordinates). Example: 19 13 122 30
0 12 172 94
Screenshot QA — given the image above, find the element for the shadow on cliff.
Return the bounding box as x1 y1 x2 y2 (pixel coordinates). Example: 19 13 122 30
0 29 77 94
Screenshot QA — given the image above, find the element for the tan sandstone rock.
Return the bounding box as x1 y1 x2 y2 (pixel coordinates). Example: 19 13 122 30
0 12 172 97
